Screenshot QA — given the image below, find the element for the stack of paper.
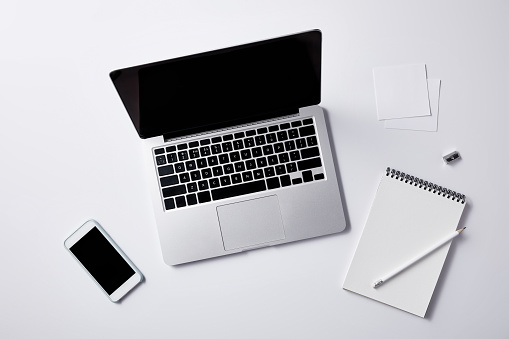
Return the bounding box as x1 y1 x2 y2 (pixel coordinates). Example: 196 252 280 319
373 64 441 132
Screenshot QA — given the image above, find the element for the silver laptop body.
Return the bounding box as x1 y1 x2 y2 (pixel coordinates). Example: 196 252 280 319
110 30 346 265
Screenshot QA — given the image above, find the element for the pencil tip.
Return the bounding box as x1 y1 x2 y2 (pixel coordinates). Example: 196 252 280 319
458 227 466 234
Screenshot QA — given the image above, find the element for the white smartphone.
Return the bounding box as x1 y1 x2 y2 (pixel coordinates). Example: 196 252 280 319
64 220 143 302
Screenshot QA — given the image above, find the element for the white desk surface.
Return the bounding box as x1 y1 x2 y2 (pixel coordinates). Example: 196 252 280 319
2 1 508 338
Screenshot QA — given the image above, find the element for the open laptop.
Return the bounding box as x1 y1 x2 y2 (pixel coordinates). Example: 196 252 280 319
110 29 346 265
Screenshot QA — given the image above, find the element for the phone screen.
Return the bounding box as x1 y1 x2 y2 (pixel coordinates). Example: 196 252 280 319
69 226 135 295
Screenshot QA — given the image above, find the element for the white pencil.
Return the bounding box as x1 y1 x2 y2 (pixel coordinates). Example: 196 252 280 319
373 227 466 288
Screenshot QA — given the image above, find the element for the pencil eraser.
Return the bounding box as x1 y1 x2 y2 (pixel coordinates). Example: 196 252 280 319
443 151 461 164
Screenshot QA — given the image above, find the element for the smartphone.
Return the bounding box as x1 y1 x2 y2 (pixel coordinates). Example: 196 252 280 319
64 220 143 302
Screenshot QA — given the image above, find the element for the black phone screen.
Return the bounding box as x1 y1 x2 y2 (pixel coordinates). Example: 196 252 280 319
70 227 135 295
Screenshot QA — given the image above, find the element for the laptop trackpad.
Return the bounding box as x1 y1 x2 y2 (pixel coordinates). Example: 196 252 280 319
217 195 286 251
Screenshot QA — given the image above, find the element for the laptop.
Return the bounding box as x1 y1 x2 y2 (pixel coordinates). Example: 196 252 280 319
110 29 346 265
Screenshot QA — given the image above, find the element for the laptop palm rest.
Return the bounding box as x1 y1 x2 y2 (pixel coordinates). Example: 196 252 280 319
217 195 286 251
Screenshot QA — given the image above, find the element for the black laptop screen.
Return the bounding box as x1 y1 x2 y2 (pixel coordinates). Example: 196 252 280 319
110 30 321 139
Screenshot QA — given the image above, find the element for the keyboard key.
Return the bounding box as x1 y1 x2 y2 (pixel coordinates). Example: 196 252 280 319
207 156 218 166
220 176 231 186
307 136 317 147
211 137 222 143
291 120 302 128
244 137 255 148
177 143 188 150
231 174 242 184
155 148 165 155
292 178 303 185
286 162 297 173
222 142 233 152
274 143 284 153
190 170 201 181
252 147 262 157
302 118 313 125
189 141 199 148
198 191 211 203
198 180 209 190
246 129 256 136
164 198 176 210
230 151 240 162
156 155 167 165
268 125 279 132
233 140 244 150
234 162 245 172
266 133 277 143
186 194 198 206
242 171 253 182
212 166 223 176
299 125 316 137
297 157 322 171
189 148 200 159
197 158 208 168
302 170 313 182
167 153 178 163
257 127 268 134
219 154 230 164
288 129 299 139
275 165 286 175
200 139 211 145
163 184 187 198
296 138 307 149
174 163 185 173
166 145 176 152
211 144 222 154
201 168 212 178
277 131 288 141
280 123 290 129
187 182 198 192
222 134 234 141
246 159 256 170
179 173 190 183
158 165 174 176
185 160 196 171
209 178 220 188
175 196 186 208
314 173 325 180
301 146 320 159
256 157 268 168
253 169 264 179
211 180 267 201
255 135 266 145
267 155 278 166
234 132 245 139
278 153 289 163
264 167 275 177
263 145 273 155
160 175 179 187
290 151 300 161
285 140 296 151
266 177 280 189
200 146 211 157
241 149 252 160
280 175 291 187
224 164 234 174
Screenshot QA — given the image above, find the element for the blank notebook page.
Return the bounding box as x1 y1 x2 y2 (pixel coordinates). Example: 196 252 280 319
343 170 465 317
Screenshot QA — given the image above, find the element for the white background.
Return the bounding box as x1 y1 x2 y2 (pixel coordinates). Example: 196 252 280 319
1 0 508 338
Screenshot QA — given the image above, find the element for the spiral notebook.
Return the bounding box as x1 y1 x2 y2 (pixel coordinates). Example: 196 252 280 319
343 168 466 317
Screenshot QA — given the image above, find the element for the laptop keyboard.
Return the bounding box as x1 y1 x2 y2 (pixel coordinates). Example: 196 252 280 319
153 117 325 211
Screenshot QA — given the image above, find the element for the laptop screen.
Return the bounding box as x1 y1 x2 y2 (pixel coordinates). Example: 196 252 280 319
110 30 321 139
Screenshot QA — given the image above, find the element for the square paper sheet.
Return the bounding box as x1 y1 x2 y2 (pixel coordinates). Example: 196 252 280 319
373 64 431 120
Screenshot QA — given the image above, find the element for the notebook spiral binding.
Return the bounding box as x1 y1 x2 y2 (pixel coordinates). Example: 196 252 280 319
386 167 465 204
